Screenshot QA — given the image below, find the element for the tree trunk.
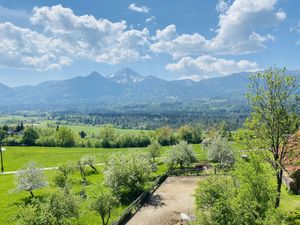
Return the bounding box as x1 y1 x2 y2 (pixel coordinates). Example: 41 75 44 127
275 168 283 208
0 143 4 173
30 191 34 198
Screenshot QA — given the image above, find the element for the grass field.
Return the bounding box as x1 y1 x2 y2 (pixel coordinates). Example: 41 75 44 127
0 144 206 225
0 144 299 225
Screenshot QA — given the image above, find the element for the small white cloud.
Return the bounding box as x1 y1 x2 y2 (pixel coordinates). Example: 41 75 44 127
0 5 29 18
296 40 300 46
145 16 155 23
128 3 150 13
216 0 231 13
166 55 259 79
290 22 300 34
141 55 152 60
177 75 202 81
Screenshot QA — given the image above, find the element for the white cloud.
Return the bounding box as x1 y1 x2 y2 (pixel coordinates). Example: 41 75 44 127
166 55 259 79
216 0 232 13
151 0 285 58
145 16 155 23
177 75 204 81
128 3 150 13
0 5 151 70
0 22 67 70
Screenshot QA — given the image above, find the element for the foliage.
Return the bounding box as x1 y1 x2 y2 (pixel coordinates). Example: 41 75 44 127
155 126 178 146
178 124 203 144
194 156 284 225
165 141 197 169
14 162 47 197
90 186 119 225
148 140 161 163
55 127 76 147
22 127 39 146
206 136 235 167
246 68 299 207
99 125 116 148
104 152 151 201
16 190 78 225
53 163 74 189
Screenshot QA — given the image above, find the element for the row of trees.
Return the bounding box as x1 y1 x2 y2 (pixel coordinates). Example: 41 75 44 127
0 123 205 148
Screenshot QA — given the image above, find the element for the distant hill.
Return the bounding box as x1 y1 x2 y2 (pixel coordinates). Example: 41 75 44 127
0 68 299 110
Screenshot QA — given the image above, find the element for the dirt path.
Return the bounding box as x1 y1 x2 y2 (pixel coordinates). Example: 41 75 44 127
127 176 205 225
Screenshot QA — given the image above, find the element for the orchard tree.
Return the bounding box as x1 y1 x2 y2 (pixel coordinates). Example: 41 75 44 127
91 187 119 225
246 68 299 208
15 162 47 197
80 155 97 172
148 140 161 163
206 136 235 168
0 129 7 173
165 141 197 169
104 152 151 200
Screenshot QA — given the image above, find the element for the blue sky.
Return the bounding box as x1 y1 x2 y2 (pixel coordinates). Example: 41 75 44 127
0 0 299 86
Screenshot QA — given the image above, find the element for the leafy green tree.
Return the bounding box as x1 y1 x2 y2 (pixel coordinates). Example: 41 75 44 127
16 190 78 225
246 68 299 208
55 127 76 147
194 156 282 225
148 140 161 163
155 126 173 146
90 187 119 225
104 152 151 201
165 141 197 169
179 125 194 143
0 129 7 173
15 162 47 197
99 125 116 148
53 163 74 189
22 127 39 146
206 136 235 168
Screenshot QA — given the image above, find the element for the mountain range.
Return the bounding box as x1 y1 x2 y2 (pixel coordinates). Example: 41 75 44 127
0 67 299 110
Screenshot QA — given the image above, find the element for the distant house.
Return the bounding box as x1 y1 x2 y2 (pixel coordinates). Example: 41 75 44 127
283 130 300 195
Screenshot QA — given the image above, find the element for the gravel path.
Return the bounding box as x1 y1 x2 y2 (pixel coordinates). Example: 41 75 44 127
126 176 205 225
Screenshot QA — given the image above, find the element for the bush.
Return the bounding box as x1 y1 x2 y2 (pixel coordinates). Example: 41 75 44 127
55 127 76 147
22 127 39 146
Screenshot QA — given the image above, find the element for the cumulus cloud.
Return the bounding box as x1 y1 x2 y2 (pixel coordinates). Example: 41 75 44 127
166 55 259 80
0 22 69 70
128 3 150 13
151 0 285 58
0 5 150 70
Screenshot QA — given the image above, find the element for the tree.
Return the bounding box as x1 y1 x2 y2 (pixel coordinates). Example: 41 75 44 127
178 125 194 143
55 127 76 147
165 141 197 169
148 140 161 163
90 187 119 225
206 136 235 168
99 125 116 148
246 68 299 208
16 190 78 225
46 190 78 224
15 162 47 197
194 156 282 225
79 130 87 139
22 127 39 146
80 155 97 172
104 152 151 201
53 163 74 189
0 129 7 173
